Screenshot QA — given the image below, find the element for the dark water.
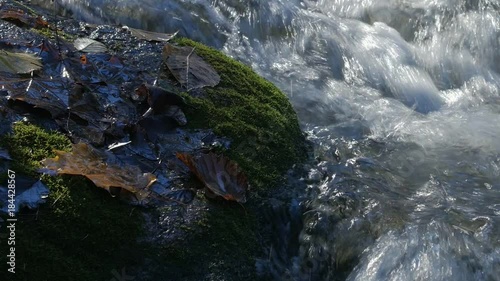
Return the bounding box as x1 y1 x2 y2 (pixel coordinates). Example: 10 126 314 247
38 0 500 280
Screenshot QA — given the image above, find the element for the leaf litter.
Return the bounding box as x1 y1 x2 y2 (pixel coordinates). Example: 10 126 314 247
0 7 242 211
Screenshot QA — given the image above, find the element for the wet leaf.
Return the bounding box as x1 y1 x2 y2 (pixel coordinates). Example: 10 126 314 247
74 38 107 53
163 44 220 90
41 143 156 201
39 40 62 62
0 8 30 27
0 50 42 74
34 16 49 29
6 78 71 117
135 84 186 115
176 152 248 203
125 27 178 42
0 180 49 213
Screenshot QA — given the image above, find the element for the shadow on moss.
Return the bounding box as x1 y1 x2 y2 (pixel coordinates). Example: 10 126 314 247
0 123 145 281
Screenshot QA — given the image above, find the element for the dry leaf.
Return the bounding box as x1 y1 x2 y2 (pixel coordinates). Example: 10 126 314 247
41 143 156 201
162 44 220 90
176 152 248 203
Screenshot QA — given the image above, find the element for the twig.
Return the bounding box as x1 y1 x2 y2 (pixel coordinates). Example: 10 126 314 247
185 47 196 91
51 190 66 206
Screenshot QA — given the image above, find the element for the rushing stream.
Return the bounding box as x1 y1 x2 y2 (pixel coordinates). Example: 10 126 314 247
37 0 500 280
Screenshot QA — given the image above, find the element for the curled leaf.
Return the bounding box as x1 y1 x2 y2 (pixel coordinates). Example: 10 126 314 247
41 143 156 201
176 152 248 203
0 50 42 74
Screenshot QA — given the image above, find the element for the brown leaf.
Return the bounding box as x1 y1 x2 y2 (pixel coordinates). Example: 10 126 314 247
0 9 30 27
34 16 48 29
42 143 156 201
176 152 248 203
135 84 186 115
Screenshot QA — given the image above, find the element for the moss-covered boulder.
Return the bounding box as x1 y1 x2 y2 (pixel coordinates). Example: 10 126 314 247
0 2 306 280
176 38 306 190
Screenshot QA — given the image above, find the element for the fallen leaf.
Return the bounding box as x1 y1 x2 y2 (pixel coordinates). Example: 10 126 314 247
0 8 30 27
125 27 178 42
41 143 156 201
39 40 62 62
74 38 107 53
135 84 186 115
34 16 49 29
176 152 248 203
0 50 42 74
7 78 71 117
163 44 220 90
0 180 49 213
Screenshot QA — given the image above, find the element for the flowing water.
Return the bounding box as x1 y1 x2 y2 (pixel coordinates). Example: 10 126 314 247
39 0 500 280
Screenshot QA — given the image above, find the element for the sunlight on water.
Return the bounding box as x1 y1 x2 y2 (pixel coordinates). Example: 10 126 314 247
46 0 500 280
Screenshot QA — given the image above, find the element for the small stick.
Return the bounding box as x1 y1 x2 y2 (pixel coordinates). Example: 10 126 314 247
185 47 196 91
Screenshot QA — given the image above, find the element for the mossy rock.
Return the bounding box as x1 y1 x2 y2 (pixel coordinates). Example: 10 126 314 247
153 39 307 280
0 37 306 281
175 37 307 191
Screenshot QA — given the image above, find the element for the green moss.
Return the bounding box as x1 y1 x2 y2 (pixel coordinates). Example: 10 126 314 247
153 202 258 281
175 38 307 191
0 123 145 281
31 27 76 41
0 36 307 281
